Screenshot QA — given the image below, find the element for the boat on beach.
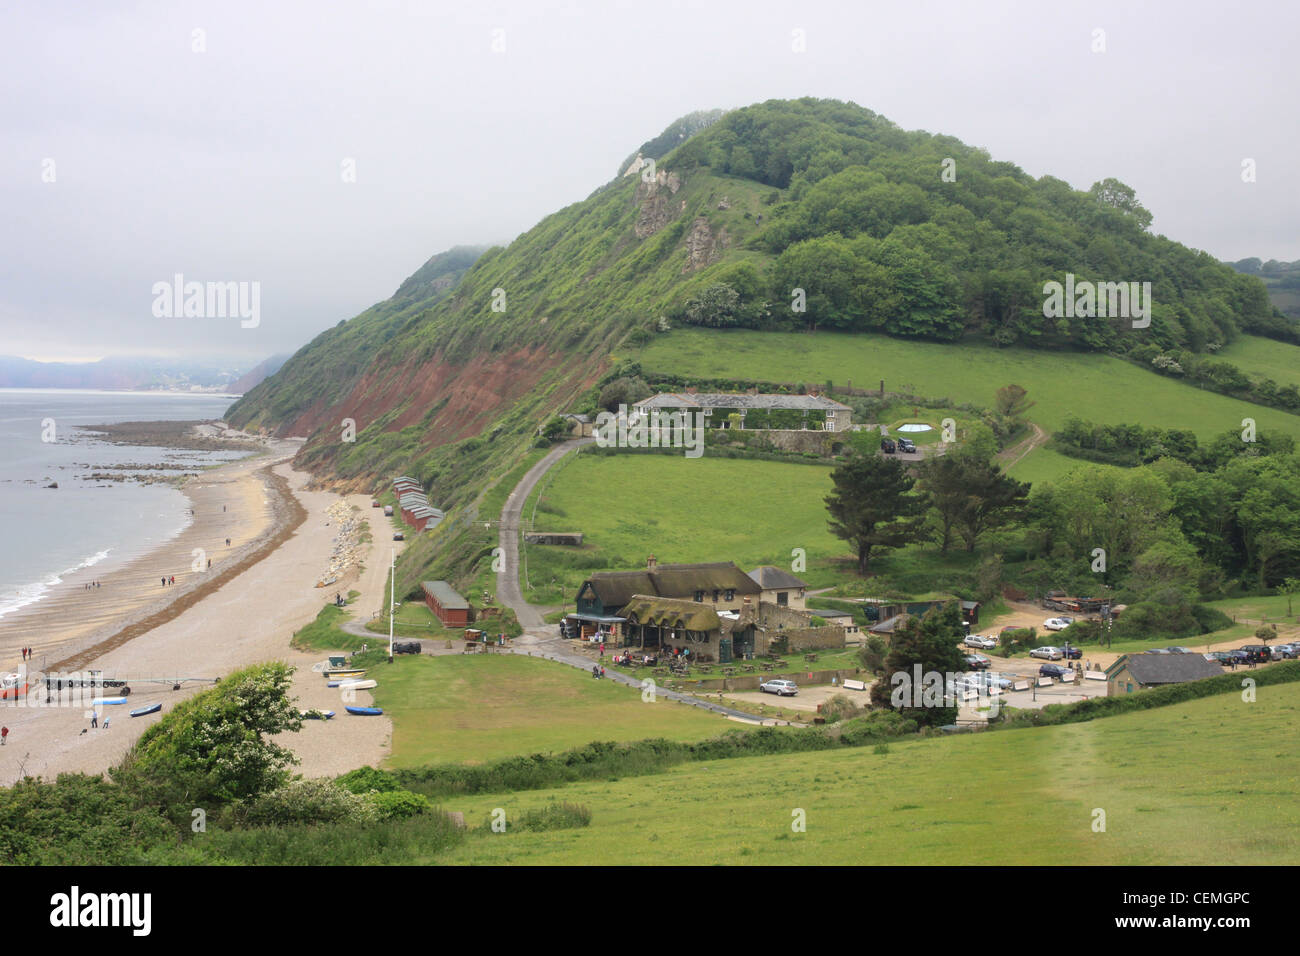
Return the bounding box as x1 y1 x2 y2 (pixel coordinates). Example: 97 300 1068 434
345 705 383 716
323 668 366 679
1 673 30 700
327 678 377 689
300 708 335 720
129 703 162 717
92 696 128 706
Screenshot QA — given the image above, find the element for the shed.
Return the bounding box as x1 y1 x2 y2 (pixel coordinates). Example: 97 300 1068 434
1105 653 1222 696
422 580 470 627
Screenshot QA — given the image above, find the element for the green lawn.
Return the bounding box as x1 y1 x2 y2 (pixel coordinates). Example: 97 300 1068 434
524 452 844 603
369 654 736 768
1217 334 1300 389
1206 593 1300 626
435 679 1300 865
632 329 1300 476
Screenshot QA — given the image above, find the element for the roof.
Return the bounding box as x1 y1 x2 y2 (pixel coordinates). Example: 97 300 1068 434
561 413 591 423
747 566 808 590
633 392 851 412
813 609 854 622
870 614 911 634
621 595 722 633
582 562 761 608
1108 653 1222 684
420 581 468 610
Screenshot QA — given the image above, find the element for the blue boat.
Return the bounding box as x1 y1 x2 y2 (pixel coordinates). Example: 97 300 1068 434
345 705 383 716
129 703 162 718
93 696 128 706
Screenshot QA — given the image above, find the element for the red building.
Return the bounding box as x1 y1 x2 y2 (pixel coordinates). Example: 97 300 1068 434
422 580 470 626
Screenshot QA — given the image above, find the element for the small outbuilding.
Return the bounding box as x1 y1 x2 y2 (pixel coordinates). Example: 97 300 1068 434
422 580 470 627
1105 653 1222 696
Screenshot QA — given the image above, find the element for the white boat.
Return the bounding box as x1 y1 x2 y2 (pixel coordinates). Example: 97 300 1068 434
329 678 377 690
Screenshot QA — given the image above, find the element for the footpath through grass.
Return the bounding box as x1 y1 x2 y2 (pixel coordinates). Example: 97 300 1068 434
436 677 1300 865
369 654 736 768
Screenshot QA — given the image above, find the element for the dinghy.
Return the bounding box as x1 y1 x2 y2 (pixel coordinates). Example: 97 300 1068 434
328 678 377 690
323 668 366 679
300 708 335 720
92 696 128 706
345 705 383 716
129 703 162 717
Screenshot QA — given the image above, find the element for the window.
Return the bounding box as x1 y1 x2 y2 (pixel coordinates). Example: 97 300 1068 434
725 589 735 601
694 590 704 603
712 589 720 602
777 591 788 606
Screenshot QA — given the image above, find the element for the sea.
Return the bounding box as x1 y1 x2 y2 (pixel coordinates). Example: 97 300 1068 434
0 389 244 620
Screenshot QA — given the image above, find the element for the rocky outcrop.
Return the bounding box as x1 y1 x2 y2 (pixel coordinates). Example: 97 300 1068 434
682 217 729 272
633 169 683 238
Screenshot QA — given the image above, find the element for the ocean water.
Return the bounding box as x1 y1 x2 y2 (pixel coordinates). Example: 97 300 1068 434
0 389 242 619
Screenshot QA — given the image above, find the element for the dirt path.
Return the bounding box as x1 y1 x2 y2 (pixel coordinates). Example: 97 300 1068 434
997 422 1047 470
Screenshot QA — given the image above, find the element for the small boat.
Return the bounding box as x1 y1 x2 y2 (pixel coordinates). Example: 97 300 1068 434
323 668 366 679
345 705 383 716
1 673 30 701
300 708 335 720
129 703 162 718
92 696 128 706
328 678 377 689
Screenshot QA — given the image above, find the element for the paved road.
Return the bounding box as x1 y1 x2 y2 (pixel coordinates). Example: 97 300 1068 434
495 438 593 629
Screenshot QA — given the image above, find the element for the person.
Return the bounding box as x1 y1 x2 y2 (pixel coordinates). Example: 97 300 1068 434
102 717 110 730
207 559 211 569
1 726 7 746
591 664 599 679
170 575 175 585
91 711 98 729
600 665 606 679
599 642 604 658
162 577 166 587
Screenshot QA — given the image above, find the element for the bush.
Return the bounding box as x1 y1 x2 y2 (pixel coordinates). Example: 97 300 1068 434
508 802 592 832
239 778 377 827
337 765 402 794
819 694 865 723
366 789 432 821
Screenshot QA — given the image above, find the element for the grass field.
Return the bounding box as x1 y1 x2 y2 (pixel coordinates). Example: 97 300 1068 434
435 679 1300 865
524 452 844 602
1217 334 1300 389
368 654 736 768
632 329 1300 475
1207 593 1300 625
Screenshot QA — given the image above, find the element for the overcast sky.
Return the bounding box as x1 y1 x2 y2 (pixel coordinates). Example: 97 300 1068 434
2 0 1296 363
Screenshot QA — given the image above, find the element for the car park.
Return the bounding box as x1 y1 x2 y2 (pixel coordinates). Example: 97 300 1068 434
1043 617 1074 631
760 678 799 697
1030 646 1063 660
1239 645 1271 663
964 634 997 650
1039 663 1069 679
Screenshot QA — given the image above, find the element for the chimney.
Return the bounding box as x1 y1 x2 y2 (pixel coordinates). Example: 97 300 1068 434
647 554 657 570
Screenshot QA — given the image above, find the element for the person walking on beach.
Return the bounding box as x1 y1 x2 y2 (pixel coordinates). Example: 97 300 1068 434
1 726 8 746
162 577 167 587
101 717 110 730
90 711 97 729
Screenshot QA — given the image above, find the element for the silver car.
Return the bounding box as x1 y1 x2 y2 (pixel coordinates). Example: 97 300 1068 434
1030 646 1064 660
759 679 798 697
964 634 998 650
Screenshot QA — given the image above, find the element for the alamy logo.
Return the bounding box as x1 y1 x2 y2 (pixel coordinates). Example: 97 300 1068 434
1042 273 1151 328
49 886 151 936
594 404 704 459
151 274 260 328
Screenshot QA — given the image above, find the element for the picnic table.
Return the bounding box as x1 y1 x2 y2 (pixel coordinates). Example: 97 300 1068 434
804 653 819 662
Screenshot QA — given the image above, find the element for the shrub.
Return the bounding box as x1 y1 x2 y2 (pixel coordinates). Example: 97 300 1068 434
819 694 864 723
509 802 592 832
366 789 432 821
337 765 402 794
239 778 377 827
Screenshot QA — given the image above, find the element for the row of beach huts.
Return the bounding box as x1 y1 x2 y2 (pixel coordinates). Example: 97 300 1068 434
386 476 445 533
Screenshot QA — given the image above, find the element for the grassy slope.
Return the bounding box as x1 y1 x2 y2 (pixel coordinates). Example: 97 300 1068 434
369 654 735 768
1217 333 1300 389
632 328 1300 475
437 679 1300 865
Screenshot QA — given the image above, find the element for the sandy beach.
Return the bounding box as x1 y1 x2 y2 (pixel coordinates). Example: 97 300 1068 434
0 446 398 786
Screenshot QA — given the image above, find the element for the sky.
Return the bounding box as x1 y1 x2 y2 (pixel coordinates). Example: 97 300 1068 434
2 0 1296 364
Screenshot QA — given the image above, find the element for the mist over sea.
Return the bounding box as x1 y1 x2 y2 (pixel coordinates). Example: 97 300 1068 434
0 389 242 619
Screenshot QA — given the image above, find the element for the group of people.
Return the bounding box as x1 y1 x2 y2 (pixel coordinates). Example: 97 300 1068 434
88 711 109 730
83 580 100 590
160 575 176 586
20 646 34 661
590 663 607 679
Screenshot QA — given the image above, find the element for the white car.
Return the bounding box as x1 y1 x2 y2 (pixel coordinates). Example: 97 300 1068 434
1043 617 1074 631
964 634 998 650
759 679 798 697
1030 646 1064 660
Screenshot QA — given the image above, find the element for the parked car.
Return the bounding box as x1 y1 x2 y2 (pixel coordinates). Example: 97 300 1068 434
1270 644 1297 660
967 671 1014 691
964 654 992 670
1039 663 1070 679
1030 646 1063 660
1146 647 1171 654
1163 646 1192 654
896 438 917 453
393 532 405 541
1061 645 1082 659
880 438 897 454
393 641 422 655
1205 651 1235 666
1223 649 1251 667
964 634 998 650
760 678 799 697
1239 645 1271 663
1043 617 1074 631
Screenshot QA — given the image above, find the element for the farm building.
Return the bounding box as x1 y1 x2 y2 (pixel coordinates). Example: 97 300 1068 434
631 392 853 431
422 580 470 627
746 566 808 608
1105 653 1222 695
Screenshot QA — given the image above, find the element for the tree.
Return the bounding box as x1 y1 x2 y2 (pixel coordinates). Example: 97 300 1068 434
951 459 1032 552
994 384 1035 420
1088 177 1153 230
869 603 969 728
825 452 927 574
